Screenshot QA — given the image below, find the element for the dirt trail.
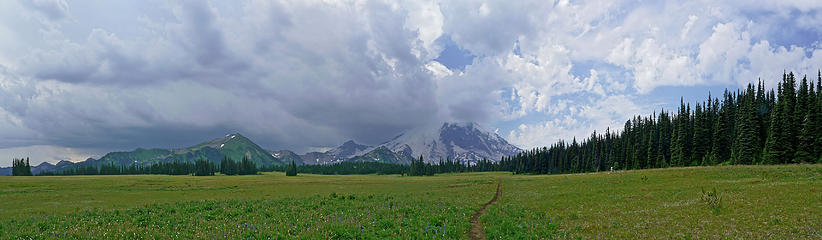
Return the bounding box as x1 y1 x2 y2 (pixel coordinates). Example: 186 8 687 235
469 181 502 240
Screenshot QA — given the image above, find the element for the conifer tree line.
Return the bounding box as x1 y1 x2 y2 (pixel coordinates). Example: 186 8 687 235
501 71 822 174
266 156 503 176
40 160 217 176
40 156 253 176
194 159 217 176
281 161 407 175
11 157 33 176
406 156 504 176
218 156 258 175
408 155 434 176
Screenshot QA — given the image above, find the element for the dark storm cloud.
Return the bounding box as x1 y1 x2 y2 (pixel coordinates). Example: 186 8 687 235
1 0 443 153
173 0 242 69
21 1 250 87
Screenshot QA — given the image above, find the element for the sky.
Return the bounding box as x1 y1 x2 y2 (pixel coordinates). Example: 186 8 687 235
2 0 822 166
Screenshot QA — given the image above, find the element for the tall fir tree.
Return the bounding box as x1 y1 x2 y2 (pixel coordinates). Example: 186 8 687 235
691 103 710 165
733 84 760 164
810 71 822 162
656 110 673 167
795 76 815 163
764 73 795 164
647 113 659 169
710 92 732 164
285 160 297 176
784 73 799 161
671 99 691 166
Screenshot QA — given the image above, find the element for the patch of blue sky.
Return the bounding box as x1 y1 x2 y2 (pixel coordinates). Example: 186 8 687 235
512 39 522 57
493 87 607 137
433 35 476 71
740 9 822 49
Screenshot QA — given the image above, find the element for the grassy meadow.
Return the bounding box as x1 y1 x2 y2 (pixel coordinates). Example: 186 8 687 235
483 164 822 239
1 165 821 239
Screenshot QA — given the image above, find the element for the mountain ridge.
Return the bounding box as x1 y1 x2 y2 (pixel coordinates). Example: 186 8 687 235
1 122 522 175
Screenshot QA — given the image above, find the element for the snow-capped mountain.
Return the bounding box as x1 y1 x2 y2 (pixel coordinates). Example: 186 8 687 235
288 122 520 165
325 140 371 160
377 122 521 164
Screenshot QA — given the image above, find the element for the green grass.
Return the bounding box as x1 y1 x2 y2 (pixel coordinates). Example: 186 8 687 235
482 164 822 239
0 172 499 239
1 165 821 239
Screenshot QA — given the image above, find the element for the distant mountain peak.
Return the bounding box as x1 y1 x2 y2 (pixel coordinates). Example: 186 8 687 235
57 160 75 167
348 145 413 164
222 133 248 142
341 140 359 146
36 162 55 167
379 121 520 164
324 139 371 160
442 121 476 129
189 133 254 151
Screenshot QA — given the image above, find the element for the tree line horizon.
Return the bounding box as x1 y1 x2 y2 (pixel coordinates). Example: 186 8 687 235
500 71 822 174
13 71 822 176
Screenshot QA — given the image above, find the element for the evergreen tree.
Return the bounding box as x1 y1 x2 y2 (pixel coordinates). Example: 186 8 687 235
764 74 795 164
220 156 238 175
408 155 432 176
691 103 710 165
784 73 799 161
656 110 672 167
671 99 691 166
11 158 33 176
646 114 659 168
795 114 815 163
733 85 760 164
710 92 733 164
25 158 32 176
795 76 816 163
194 159 216 176
815 71 822 162
285 160 297 176
238 155 257 175
12 158 18 176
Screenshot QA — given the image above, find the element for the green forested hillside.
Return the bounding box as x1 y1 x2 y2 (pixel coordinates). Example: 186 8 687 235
62 134 284 173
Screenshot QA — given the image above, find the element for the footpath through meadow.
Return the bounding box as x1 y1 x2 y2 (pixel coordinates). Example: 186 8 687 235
469 181 502 240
